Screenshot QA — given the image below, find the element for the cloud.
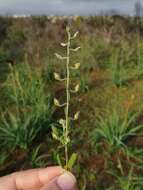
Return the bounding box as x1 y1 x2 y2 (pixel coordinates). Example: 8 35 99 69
0 0 142 15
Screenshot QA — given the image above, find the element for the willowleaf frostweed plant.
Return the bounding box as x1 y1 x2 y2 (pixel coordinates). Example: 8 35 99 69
52 26 80 170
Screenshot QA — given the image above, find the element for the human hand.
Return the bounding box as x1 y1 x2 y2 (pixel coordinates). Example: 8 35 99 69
0 166 76 190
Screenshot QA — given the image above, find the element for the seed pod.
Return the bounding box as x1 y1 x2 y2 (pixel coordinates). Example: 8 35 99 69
72 31 79 39
74 111 80 120
52 132 58 140
61 43 67 47
55 53 63 60
71 47 81 52
75 84 80 92
59 119 66 127
54 72 61 81
54 98 60 107
52 126 59 140
74 63 80 69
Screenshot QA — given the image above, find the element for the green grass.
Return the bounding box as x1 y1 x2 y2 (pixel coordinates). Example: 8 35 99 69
0 16 143 189
92 109 143 153
0 62 54 151
0 110 38 150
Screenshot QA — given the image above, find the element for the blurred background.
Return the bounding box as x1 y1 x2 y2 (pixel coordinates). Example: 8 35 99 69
0 1 143 190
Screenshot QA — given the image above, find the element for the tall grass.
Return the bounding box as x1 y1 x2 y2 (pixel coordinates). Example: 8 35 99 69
92 108 143 153
0 62 53 151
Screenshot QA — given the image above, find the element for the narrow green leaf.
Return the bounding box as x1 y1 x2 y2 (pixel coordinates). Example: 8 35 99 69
67 153 77 170
56 153 63 167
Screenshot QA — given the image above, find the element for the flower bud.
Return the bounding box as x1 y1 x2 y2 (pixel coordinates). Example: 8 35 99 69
74 111 80 120
74 63 80 69
54 72 61 81
55 53 64 60
59 119 66 127
72 31 79 39
54 98 60 107
75 84 80 92
61 43 67 47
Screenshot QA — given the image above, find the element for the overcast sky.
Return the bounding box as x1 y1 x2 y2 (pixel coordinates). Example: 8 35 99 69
0 0 142 15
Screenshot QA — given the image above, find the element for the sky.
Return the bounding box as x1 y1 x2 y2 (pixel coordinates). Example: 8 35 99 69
0 0 142 16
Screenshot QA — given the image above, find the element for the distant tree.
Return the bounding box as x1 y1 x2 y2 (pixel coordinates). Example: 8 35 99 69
134 1 143 17
0 17 12 45
100 9 121 16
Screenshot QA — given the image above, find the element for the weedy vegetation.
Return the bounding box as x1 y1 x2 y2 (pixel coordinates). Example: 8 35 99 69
0 16 143 189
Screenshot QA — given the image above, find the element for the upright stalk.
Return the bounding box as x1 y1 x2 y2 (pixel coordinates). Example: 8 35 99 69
65 29 71 169
53 26 80 170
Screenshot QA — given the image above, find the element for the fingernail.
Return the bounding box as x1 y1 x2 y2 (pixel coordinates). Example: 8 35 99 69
57 172 76 190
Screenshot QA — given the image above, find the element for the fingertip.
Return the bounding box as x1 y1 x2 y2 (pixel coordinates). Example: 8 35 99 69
40 171 76 190
57 171 76 190
38 166 65 184
11 166 65 190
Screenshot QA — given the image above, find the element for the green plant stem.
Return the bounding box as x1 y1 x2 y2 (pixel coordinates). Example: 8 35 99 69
65 30 70 169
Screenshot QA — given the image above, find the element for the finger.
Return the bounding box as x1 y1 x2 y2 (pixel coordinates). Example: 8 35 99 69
40 171 76 190
14 166 64 190
0 166 63 190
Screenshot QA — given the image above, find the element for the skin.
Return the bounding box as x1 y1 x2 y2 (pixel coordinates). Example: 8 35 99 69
0 166 64 190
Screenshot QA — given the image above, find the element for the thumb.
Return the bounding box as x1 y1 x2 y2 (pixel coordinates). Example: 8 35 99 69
40 171 76 190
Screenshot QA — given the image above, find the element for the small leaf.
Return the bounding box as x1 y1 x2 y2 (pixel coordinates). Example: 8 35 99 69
61 43 67 47
72 31 79 39
67 153 77 170
74 111 80 120
54 98 60 107
55 53 63 60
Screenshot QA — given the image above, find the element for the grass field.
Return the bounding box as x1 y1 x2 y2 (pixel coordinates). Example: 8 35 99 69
0 16 143 189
